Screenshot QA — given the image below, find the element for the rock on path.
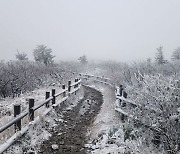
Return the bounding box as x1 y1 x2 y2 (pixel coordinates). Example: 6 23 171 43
39 85 103 154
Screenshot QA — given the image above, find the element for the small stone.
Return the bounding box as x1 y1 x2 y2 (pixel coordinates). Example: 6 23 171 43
58 132 63 136
51 144 59 150
59 141 65 145
84 144 92 148
27 150 35 154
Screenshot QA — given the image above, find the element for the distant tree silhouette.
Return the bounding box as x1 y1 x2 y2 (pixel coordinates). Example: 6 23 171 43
78 55 88 64
155 46 166 64
172 47 180 61
33 45 55 66
16 50 28 61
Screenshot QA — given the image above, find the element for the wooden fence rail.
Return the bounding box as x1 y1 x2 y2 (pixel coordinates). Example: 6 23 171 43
0 78 81 153
80 73 178 151
79 73 114 87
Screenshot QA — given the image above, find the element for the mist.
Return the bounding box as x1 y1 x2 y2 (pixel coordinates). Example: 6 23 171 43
0 0 180 62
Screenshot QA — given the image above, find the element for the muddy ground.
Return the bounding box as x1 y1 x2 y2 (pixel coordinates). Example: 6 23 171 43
39 85 103 154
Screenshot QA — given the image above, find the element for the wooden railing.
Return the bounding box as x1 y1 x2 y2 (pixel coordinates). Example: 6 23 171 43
79 73 114 87
79 74 138 119
80 73 180 152
0 78 81 153
114 85 137 122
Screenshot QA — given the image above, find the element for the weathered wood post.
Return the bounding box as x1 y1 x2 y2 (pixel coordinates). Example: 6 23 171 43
74 79 76 88
119 85 123 96
45 92 50 108
74 79 77 95
29 98 34 121
68 81 71 93
76 79 78 88
121 91 128 123
52 89 55 105
79 78 81 87
123 91 127 98
77 78 79 88
62 85 66 97
14 104 21 131
122 91 127 107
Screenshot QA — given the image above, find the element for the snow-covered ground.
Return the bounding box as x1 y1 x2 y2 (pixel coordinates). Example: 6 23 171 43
85 82 162 154
0 75 165 154
0 85 67 144
2 87 84 154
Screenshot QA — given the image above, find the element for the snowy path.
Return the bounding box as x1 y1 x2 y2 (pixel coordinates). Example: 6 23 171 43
39 85 104 154
3 83 125 154
88 84 120 137
85 83 125 154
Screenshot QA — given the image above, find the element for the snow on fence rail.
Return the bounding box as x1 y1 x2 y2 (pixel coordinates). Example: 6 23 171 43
79 73 114 87
114 84 167 139
80 74 162 135
79 74 137 121
0 78 81 154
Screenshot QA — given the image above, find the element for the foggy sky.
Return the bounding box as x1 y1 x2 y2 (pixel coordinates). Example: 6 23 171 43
0 0 180 62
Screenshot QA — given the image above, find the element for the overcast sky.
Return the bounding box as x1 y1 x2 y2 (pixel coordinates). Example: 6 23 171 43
0 0 180 62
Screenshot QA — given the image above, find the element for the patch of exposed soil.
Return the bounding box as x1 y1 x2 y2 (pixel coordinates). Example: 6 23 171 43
39 85 103 154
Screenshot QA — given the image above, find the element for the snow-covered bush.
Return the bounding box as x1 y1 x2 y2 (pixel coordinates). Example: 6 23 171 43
96 60 180 153
125 74 180 151
0 60 80 98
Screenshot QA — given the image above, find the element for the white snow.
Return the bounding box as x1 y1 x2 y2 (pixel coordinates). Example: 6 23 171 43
0 85 63 144
1 86 83 154
51 144 59 150
85 81 162 154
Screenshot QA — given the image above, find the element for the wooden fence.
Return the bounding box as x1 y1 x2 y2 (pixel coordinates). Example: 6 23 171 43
0 78 81 153
80 74 162 132
79 73 114 87
73 74 180 154
1 73 167 153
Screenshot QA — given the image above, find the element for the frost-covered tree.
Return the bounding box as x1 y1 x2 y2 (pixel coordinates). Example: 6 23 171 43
33 45 55 66
16 50 28 61
155 46 165 65
172 47 180 61
78 55 88 64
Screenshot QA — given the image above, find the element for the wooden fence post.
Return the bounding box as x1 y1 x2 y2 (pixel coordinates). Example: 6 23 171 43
121 114 125 123
52 89 55 104
14 104 21 131
74 79 78 95
45 92 50 108
77 79 79 88
62 85 66 97
79 78 81 87
29 99 34 121
119 85 123 96
122 91 127 107
68 81 71 92
123 91 127 98
76 79 78 88
74 79 76 88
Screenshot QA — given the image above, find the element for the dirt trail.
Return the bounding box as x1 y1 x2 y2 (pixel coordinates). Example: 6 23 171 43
39 85 103 154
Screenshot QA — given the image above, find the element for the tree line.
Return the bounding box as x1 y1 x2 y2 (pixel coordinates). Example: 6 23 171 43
16 44 88 66
155 45 180 65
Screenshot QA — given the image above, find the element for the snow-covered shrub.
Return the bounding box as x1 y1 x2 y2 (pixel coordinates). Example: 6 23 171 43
97 60 180 153
125 73 180 154
0 60 80 98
